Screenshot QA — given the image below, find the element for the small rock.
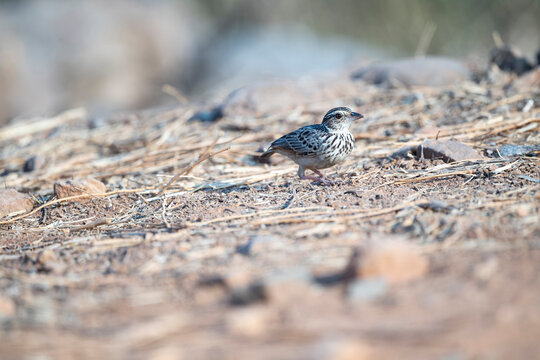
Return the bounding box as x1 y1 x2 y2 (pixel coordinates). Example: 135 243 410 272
262 267 314 305
515 204 533 217
229 283 266 306
499 144 540 157
416 140 482 162
351 56 470 87
0 189 34 218
36 249 67 274
417 199 452 213
236 235 287 256
226 306 270 338
388 146 416 159
401 94 419 105
473 257 499 282
54 178 107 203
37 249 56 264
347 278 388 302
313 338 376 360
23 155 45 172
489 46 534 76
147 346 184 360
188 106 224 123
362 162 373 170
224 270 253 289
313 248 361 287
0 296 16 318
230 267 314 306
360 238 428 284
88 116 107 129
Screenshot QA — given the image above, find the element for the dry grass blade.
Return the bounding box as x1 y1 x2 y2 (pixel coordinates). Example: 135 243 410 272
394 170 475 184
161 84 188 104
159 146 230 194
61 218 112 230
190 206 331 227
0 108 86 142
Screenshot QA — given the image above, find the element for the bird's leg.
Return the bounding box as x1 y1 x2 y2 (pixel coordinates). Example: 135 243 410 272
312 169 338 185
298 166 323 183
297 167 335 185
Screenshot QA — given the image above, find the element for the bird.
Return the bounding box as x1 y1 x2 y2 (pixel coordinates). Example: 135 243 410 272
261 107 364 185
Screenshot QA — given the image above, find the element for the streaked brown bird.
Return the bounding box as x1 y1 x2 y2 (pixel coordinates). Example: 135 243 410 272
261 107 364 185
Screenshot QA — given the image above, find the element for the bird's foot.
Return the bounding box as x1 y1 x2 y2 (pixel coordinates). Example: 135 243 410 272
312 170 339 186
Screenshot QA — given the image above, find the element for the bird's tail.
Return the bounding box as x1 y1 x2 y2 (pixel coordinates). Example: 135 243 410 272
260 147 275 159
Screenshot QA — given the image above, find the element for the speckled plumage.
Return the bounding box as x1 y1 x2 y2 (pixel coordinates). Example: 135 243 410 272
261 107 364 184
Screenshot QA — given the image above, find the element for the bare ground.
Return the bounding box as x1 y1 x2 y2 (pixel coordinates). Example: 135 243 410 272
1 68 539 360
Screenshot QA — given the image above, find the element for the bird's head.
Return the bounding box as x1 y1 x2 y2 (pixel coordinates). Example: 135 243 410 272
321 107 364 132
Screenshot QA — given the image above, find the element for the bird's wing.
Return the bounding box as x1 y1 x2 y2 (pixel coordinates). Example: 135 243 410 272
270 125 328 157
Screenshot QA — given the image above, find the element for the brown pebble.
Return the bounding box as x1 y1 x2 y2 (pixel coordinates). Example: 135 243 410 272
36 249 67 274
359 237 428 284
0 296 16 318
0 189 34 218
263 268 314 305
54 178 107 203
37 249 56 264
226 306 271 338
314 338 377 360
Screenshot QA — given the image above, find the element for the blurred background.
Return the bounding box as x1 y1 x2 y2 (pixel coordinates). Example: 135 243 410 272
0 0 539 125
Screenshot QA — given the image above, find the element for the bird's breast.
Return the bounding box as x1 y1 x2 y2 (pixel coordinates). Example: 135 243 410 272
320 132 355 162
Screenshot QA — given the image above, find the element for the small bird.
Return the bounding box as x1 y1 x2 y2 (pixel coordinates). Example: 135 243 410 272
261 107 364 185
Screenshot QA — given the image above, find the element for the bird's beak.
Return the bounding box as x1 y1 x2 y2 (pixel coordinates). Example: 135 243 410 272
351 112 364 119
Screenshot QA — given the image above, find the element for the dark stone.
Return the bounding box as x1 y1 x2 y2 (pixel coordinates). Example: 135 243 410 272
23 157 37 172
197 275 227 288
417 199 453 212
388 146 416 159
313 248 361 286
23 155 44 172
88 116 106 129
188 106 223 123
236 235 286 256
489 46 534 76
229 283 266 306
189 106 224 123
499 144 540 157
402 94 418 105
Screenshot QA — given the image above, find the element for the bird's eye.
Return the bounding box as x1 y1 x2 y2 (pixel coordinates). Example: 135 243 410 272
335 113 342 119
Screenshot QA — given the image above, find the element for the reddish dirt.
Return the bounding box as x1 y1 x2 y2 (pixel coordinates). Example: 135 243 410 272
1 69 539 359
